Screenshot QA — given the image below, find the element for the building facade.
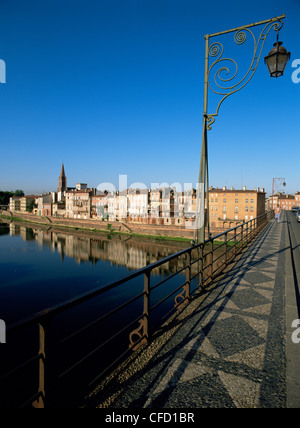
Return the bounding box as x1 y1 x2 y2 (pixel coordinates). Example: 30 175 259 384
128 189 150 222
208 187 266 228
66 189 92 219
9 196 37 213
8 162 274 231
278 194 296 211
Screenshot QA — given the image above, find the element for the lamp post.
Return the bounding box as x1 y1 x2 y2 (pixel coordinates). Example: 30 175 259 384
195 15 290 244
271 177 286 210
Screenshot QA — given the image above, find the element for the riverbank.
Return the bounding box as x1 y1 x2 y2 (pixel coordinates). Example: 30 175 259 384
0 211 195 244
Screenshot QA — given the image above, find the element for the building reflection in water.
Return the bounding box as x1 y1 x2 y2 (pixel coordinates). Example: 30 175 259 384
8 222 193 277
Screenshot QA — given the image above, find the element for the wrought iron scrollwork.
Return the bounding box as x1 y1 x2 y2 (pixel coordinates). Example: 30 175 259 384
174 283 190 309
206 18 284 129
129 318 148 351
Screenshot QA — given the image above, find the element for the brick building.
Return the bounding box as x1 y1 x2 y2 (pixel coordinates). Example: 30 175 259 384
208 186 266 229
294 192 300 208
277 194 296 211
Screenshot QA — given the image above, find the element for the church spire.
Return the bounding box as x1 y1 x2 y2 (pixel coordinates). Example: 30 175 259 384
58 163 67 193
60 163 65 178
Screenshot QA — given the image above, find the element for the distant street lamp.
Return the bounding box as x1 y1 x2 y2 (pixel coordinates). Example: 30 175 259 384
195 15 290 244
271 177 286 210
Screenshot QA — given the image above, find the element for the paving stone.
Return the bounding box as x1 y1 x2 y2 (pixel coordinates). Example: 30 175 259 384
83 218 288 409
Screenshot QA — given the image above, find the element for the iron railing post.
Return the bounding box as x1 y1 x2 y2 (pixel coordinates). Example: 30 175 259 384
199 244 204 289
143 271 150 344
241 223 244 249
186 249 191 301
234 227 237 257
224 231 228 267
209 238 213 282
33 321 48 408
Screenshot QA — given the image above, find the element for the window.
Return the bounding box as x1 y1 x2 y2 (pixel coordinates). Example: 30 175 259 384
235 199 238 203
223 206 226 212
235 207 238 213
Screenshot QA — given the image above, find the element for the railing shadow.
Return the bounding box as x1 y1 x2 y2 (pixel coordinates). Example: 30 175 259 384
0 211 274 408
83 215 277 408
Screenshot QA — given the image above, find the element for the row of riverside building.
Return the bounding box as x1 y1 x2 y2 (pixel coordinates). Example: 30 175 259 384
8 164 300 230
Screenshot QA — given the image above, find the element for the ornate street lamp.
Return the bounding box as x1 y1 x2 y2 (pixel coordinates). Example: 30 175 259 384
265 32 291 77
195 15 290 244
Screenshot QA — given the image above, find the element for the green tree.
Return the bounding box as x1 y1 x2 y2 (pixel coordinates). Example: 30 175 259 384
14 190 25 197
27 199 36 213
0 191 14 205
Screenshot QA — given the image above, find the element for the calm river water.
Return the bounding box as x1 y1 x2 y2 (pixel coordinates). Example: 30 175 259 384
0 219 193 407
0 220 189 324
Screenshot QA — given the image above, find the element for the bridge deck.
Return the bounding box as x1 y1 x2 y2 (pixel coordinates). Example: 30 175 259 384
83 213 299 408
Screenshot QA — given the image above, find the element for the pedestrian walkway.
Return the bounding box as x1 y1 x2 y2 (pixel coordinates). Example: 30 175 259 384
84 215 298 408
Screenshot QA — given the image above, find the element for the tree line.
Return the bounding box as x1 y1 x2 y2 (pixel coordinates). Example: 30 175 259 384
0 190 24 205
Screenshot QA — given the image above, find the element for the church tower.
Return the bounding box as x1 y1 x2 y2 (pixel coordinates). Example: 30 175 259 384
58 163 67 193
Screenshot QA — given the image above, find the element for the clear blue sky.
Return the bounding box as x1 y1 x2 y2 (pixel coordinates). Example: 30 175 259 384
0 0 299 197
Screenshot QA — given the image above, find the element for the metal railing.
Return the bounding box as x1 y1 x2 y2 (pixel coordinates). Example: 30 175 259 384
0 211 274 408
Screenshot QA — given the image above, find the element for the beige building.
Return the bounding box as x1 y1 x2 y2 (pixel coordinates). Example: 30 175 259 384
36 194 53 216
107 192 117 221
160 188 175 221
116 190 128 221
91 193 110 220
66 189 92 219
10 196 37 213
149 189 162 222
10 197 21 212
128 189 150 222
52 202 66 218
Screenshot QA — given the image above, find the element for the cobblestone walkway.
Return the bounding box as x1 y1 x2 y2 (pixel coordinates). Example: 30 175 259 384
86 219 287 408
